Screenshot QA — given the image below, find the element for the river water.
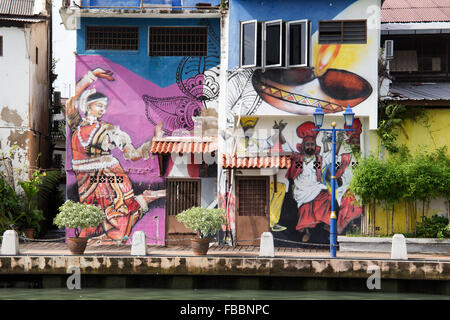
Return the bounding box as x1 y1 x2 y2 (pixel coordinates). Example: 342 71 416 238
0 288 448 300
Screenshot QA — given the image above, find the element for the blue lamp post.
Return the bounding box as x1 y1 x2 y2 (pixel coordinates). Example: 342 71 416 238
313 105 355 258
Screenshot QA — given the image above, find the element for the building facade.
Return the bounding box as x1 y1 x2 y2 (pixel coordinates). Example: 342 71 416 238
61 0 381 246
60 0 221 244
219 0 380 246
373 0 450 235
0 0 52 184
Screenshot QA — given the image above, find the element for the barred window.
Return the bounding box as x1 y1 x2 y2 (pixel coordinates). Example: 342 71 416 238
149 26 208 56
319 20 367 44
237 177 268 217
166 179 201 216
86 26 139 50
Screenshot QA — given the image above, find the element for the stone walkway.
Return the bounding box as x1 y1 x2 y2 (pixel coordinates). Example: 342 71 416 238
13 241 450 261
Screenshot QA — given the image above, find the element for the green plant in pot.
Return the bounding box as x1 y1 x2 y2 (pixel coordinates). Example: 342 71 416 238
176 207 226 255
16 170 46 239
53 200 105 254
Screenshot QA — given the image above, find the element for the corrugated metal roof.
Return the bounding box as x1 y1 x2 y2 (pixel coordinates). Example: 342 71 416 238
382 0 450 22
0 16 43 22
0 0 34 16
387 82 450 100
222 154 291 169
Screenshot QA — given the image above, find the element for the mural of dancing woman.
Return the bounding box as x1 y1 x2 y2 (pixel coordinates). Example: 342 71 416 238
66 67 165 243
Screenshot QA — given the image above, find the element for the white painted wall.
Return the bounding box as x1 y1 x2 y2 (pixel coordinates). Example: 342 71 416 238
52 0 76 99
0 27 31 183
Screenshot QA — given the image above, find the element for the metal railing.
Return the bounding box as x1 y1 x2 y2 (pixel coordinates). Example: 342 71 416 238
63 0 219 11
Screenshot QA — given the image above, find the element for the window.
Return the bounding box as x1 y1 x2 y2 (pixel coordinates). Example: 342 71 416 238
319 20 367 44
0 36 3 56
166 179 201 216
149 26 208 56
237 177 268 216
263 19 283 68
239 19 310 68
35 47 38 64
381 35 450 81
86 26 139 50
286 20 309 67
240 20 261 68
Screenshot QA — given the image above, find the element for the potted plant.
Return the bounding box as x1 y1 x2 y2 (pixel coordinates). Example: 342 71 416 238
176 207 226 255
17 209 44 240
53 200 105 254
16 171 46 239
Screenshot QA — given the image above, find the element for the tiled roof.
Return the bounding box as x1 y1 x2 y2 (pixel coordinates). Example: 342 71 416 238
382 0 450 22
222 154 291 169
151 138 217 154
0 0 34 16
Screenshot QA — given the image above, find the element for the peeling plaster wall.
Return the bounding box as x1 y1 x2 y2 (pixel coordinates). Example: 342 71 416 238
0 21 50 184
0 26 31 183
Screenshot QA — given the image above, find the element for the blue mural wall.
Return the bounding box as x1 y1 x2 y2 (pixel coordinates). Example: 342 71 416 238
67 15 220 244
228 0 357 69
223 0 379 246
82 0 219 8
78 18 220 88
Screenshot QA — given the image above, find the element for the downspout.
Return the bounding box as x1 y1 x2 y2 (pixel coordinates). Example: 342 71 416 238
218 7 231 244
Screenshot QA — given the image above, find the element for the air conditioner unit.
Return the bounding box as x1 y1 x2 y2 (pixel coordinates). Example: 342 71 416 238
384 40 394 60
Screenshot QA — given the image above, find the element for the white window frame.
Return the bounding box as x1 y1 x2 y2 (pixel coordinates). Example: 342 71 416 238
239 20 259 68
262 19 283 68
286 19 309 68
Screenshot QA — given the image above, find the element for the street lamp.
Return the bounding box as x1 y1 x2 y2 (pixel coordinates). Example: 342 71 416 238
313 104 355 258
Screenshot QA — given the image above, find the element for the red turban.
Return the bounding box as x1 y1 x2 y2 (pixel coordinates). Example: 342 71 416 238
296 121 320 154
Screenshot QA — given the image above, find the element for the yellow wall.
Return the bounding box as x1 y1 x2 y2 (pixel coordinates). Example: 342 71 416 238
365 108 450 236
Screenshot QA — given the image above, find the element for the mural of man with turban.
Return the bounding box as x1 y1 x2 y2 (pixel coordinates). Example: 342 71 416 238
277 121 332 242
66 67 165 243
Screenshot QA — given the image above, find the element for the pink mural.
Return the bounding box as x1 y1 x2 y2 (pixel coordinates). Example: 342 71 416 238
66 55 204 244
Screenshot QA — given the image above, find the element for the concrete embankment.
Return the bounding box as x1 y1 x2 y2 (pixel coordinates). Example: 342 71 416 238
0 255 449 281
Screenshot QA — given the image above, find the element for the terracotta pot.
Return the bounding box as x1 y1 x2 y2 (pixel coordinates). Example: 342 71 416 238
67 237 88 255
191 238 211 256
24 228 34 239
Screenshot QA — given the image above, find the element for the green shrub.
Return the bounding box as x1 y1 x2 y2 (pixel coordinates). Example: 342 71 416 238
54 200 105 238
176 207 226 239
416 215 450 239
0 175 21 233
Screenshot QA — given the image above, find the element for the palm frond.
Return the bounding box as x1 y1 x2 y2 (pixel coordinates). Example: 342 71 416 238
37 170 62 202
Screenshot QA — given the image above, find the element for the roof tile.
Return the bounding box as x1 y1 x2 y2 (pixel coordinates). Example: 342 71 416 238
222 154 291 169
150 140 217 154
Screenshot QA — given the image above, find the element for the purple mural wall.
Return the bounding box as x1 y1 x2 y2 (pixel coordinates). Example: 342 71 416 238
66 55 207 244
